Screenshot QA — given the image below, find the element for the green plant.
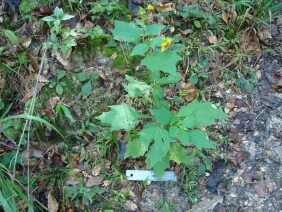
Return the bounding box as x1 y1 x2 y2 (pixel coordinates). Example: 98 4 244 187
42 7 78 54
49 71 67 95
64 185 105 207
96 19 228 179
55 103 75 122
90 0 129 22
0 163 34 211
76 72 99 97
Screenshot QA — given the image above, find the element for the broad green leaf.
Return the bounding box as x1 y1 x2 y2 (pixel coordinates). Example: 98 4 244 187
145 24 165 36
42 16 56 22
178 101 228 128
53 7 64 18
123 75 151 98
62 14 75 20
59 104 75 122
150 107 171 125
169 126 179 138
144 125 174 167
189 75 198 84
57 71 66 80
170 143 191 165
179 116 195 128
2 30 20 47
111 20 142 43
178 129 215 149
194 20 201 28
130 43 149 56
96 103 149 131
56 83 63 95
198 59 208 69
141 51 182 74
150 153 170 179
137 123 158 150
125 139 147 158
81 81 92 97
156 72 182 85
188 10 205 18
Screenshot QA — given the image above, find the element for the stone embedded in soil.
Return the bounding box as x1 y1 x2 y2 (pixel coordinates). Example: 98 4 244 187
124 200 138 211
139 183 190 211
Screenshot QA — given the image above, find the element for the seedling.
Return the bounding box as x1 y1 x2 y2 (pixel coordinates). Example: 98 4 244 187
49 71 67 95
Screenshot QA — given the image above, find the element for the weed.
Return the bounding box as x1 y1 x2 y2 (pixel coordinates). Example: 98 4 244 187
96 18 228 179
49 71 67 95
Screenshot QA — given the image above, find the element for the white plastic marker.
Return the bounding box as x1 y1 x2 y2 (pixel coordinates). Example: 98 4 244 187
126 170 177 182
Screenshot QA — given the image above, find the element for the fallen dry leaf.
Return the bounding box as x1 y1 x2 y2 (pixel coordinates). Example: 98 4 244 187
20 83 43 103
182 83 197 103
86 176 103 187
102 180 109 187
254 181 268 198
31 5 52 18
26 53 39 71
155 3 173 12
92 165 102 176
43 97 60 111
208 35 219 44
20 37 32 48
48 192 59 212
222 12 228 24
258 27 272 45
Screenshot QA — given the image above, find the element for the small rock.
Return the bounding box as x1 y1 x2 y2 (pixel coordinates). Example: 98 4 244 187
277 16 282 26
124 200 138 211
234 98 245 108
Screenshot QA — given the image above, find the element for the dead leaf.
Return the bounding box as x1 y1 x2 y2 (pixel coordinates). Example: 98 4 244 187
20 37 32 48
26 53 39 71
50 152 64 167
222 12 228 24
258 27 272 44
111 52 117 60
239 30 261 57
0 140 16 152
277 17 282 26
208 35 219 44
48 192 59 212
231 9 237 18
124 200 138 211
254 182 268 198
62 47 72 60
53 52 72 70
182 83 197 103
102 180 109 187
66 179 79 185
155 3 173 12
92 165 102 176
84 21 94 30
31 5 52 18
86 176 102 187
20 83 43 103
43 97 60 111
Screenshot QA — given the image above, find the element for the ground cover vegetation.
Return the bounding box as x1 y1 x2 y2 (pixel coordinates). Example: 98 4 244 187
0 0 281 210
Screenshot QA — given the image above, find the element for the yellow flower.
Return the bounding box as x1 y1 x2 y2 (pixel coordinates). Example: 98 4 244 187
147 4 155 11
161 38 173 52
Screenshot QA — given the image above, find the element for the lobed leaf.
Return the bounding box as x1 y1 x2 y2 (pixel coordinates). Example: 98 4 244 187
178 101 228 128
141 51 182 74
111 20 142 43
96 103 149 131
178 129 215 149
